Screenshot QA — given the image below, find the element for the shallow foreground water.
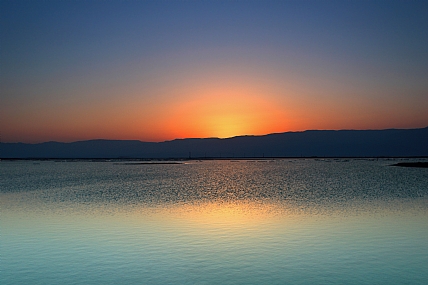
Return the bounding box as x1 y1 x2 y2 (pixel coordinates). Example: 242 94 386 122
1 159 428 284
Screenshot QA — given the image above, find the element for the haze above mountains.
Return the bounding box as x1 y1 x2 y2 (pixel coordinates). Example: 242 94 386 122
1 127 427 159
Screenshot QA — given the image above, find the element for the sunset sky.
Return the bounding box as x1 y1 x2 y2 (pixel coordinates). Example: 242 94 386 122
1 0 427 143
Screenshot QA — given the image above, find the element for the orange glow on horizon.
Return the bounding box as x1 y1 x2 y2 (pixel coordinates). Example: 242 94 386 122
2 69 427 144
164 84 289 139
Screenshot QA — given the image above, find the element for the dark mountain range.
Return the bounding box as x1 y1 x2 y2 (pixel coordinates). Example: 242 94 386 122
1 127 427 159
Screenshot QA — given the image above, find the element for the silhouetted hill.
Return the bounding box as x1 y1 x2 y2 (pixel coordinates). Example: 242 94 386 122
1 127 427 159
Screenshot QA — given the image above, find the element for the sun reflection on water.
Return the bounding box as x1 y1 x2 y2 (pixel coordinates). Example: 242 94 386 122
158 200 284 229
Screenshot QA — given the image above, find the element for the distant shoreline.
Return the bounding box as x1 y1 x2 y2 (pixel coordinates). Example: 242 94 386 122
391 162 428 168
113 162 183 165
2 127 427 159
1 157 427 162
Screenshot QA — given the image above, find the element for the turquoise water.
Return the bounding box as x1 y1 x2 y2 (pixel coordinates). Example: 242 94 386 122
1 159 428 284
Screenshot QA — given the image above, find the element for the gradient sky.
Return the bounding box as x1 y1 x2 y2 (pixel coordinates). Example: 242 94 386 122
1 0 427 143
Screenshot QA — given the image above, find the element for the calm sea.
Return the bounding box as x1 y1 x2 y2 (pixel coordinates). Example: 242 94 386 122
1 159 428 285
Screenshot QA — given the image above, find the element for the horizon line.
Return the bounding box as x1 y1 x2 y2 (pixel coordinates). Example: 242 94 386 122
2 126 427 145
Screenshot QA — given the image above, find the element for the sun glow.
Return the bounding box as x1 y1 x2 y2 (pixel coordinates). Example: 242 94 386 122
166 84 287 139
206 114 246 139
